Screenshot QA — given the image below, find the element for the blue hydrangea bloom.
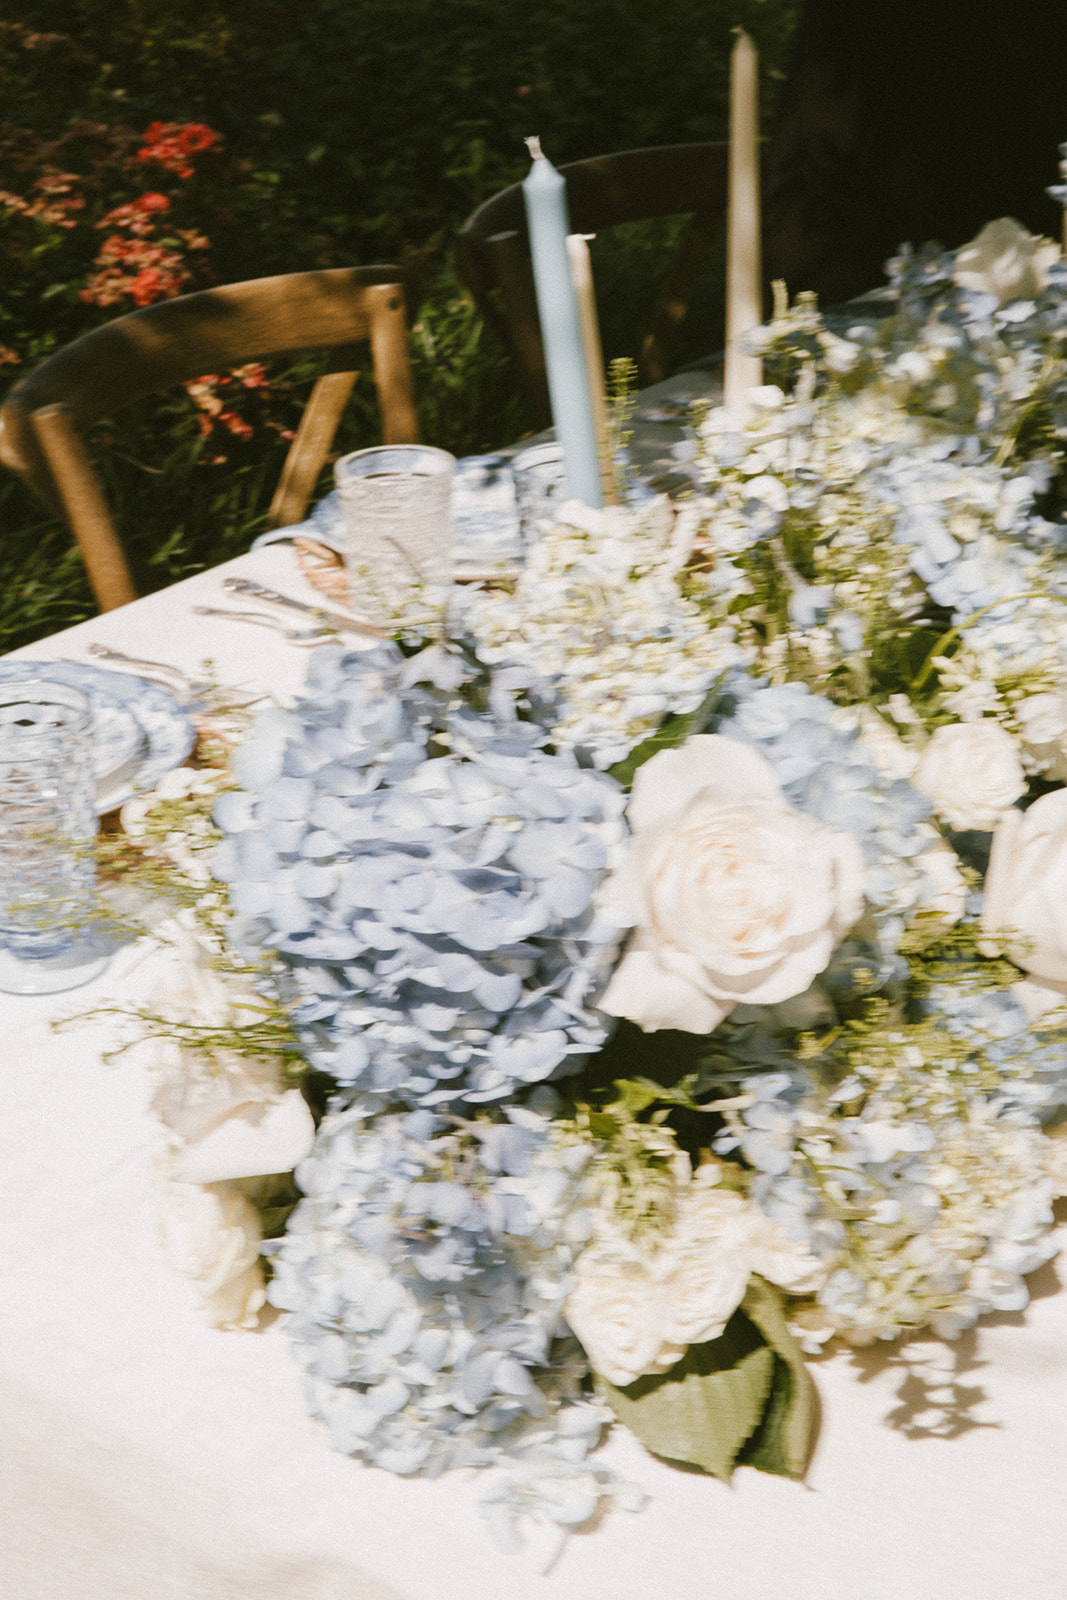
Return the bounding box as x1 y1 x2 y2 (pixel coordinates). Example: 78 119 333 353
213 642 628 1112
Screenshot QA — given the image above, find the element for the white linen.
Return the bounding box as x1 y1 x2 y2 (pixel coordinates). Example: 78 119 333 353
2 541 1067 1600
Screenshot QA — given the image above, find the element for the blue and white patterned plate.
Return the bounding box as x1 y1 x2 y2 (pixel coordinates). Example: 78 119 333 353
0 661 195 812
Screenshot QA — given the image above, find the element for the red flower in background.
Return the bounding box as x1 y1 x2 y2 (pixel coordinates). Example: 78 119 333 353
80 121 219 309
81 197 209 306
81 235 194 307
94 191 172 236
137 121 219 179
185 364 295 448
0 169 85 228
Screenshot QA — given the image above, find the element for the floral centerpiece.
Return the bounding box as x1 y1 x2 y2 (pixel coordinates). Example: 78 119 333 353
118 215 1067 1551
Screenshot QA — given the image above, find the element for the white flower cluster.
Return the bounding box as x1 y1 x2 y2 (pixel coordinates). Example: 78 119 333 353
688 225 1067 769
566 1161 824 1385
121 770 314 1331
462 496 750 768
720 1032 1059 1347
693 376 1043 697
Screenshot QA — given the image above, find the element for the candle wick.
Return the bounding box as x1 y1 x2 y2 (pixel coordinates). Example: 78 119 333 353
524 135 544 160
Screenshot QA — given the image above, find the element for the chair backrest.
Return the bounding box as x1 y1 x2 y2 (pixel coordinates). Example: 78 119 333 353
455 143 729 428
0 266 418 611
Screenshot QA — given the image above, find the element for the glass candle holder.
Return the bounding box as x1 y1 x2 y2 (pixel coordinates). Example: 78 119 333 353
511 442 567 546
335 445 455 623
0 679 110 994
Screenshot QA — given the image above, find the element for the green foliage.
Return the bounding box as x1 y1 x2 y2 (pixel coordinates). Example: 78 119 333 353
598 1275 816 1481
607 680 724 788
736 1274 818 1478
3 0 799 266
599 1309 775 1479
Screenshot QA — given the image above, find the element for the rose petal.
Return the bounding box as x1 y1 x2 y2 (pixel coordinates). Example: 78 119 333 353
598 944 732 1033
628 735 782 834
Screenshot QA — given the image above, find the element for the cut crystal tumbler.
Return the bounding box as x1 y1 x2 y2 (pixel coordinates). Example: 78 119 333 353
0 679 110 993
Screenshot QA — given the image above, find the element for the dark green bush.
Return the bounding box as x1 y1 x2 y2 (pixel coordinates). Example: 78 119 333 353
0 0 799 648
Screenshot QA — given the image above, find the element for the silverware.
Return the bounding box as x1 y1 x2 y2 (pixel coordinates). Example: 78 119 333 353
221 577 387 638
82 644 266 708
85 644 199 693
191 605 332 644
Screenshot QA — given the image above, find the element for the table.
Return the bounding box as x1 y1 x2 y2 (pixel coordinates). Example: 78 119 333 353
3 468 1067 1600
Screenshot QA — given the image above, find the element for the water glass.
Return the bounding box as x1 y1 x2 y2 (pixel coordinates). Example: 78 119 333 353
335 445 455 621
511 442 567 546
0 679 110 994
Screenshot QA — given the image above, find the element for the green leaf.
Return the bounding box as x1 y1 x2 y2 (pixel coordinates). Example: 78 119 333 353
607 681 724 788
602 1073 701 1119
597 1308 776 1480
737 1275 819 1479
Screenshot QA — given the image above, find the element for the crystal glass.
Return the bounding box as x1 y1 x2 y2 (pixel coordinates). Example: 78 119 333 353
511 442 567 546
335 445 455 621
0 679 110 994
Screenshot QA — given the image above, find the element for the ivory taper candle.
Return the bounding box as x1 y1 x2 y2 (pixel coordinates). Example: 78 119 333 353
565 233 618 504
522 136 603 507
724 28 763 415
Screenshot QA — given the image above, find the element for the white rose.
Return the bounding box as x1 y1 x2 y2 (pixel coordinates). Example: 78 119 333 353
1014 692 1067 781
662 1177 825 1334
173 1089 315 1185
141 914 315 1184
161 1179 266 1330
981 788 1067 983
656 1184 754 1347
915 721 1025 830
598 736 865 1033
566 1169 825 1385
565 1244 686 1386
951 218 1060 305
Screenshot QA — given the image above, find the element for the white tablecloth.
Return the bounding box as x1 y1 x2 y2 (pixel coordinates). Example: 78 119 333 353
3 542 1067 1600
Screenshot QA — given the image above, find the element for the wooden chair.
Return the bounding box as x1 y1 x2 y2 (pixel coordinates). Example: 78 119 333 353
0 266 419 611
455 143 729 429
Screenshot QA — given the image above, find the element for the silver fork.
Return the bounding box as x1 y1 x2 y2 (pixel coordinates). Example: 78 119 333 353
82 644 266 707
86 643 201 693
191 605 332 644
221 576 387 638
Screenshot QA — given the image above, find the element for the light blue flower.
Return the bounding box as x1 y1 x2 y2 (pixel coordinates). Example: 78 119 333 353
215 643 628 1112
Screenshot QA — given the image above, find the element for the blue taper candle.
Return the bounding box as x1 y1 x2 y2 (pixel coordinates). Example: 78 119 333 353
522 136 604 508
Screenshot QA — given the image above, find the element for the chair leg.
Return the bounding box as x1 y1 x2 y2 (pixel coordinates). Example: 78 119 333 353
29 403 138 612
487 232 552 430
267 369 359 530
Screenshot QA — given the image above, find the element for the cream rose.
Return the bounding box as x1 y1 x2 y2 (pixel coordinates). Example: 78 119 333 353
915 721 1025 831
598 736 865 1033
142 915 316 1182
566 1167 825 1385
1014 692 1067 781
160 1179 267 1330
951 218 1060 306
980 789 1067 984
564 1247 688 1386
